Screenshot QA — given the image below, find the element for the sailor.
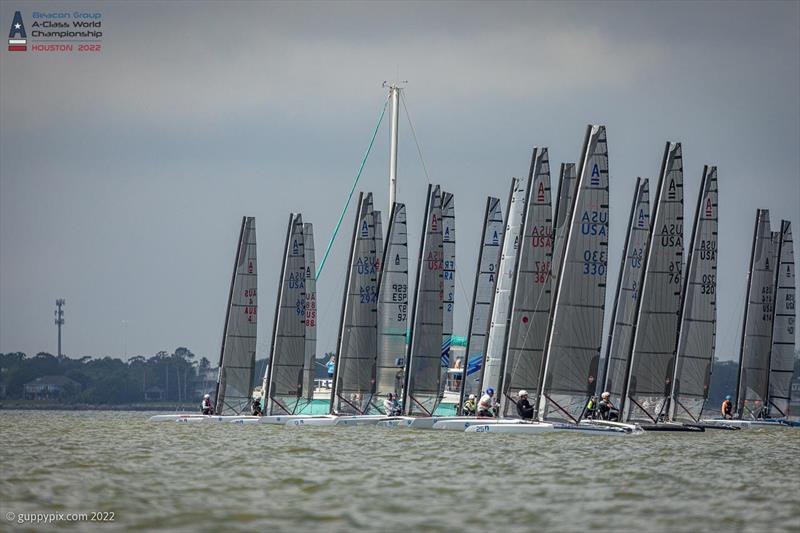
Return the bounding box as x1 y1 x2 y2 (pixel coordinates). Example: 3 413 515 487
477 388 497 417
585 396 598 419
516 390 534 420
326 355 336 383
251 397 263 416
462 394 477 416
201 394 214 415
721 395 733 419
598 392 619 421
383 393 401 416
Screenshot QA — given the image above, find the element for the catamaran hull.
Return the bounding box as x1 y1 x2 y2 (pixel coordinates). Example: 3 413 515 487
149 414 203 422
464 422 556 434
700 418 796 429
285 415 387 427
637 422 705 432
431 418 524 431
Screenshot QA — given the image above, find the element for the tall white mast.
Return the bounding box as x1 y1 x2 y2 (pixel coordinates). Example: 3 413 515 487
384 81 404 215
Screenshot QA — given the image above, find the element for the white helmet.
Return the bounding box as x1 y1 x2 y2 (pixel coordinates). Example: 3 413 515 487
518 390 529 397
601 391 610 399
468 394 476 400
204 393 210 399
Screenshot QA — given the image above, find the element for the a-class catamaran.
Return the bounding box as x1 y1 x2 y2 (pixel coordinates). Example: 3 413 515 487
601 177 650 414
150 216 260 423
470 126 640 435
622 142 685 428
669 166 719 425
457 197 504 411
711 209 798 429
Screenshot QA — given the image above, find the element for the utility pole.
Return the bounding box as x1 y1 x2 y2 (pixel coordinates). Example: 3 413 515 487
54 299 65 357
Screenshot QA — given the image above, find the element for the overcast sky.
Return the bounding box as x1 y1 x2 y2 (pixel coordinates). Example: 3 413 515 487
1 1 798 364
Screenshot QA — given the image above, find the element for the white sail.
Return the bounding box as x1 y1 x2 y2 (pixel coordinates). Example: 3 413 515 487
480 178 527 394
303 223 317 402
602 178 651 403
538 125 610 423
376 203 409 406
265 214 306 415
215 216 258 415
441 192 456 370
768 220 794 417
624 142 684 423
404 185 444 416
459 197 504 404
501 147 553 417
736 209 776 419
332 193 380 415
552 162 578 295
670 166 719 422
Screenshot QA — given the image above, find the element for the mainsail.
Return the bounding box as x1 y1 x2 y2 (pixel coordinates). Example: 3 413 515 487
767 220 794 417
303 223 317 401
441 191 456 368
538 125 610 423
376 203 409 405
735 209 776 418
624 142 684 423
552 162 578 292
215 216 258 415
458 197 504 406
265 214 306 415
403 185 444 416
479 178 527 394
501 147 553 417
331 193 380 415
602 178 650 402
670 166 719 422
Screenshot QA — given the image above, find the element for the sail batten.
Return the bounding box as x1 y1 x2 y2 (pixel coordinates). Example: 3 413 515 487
624 142 684 423
501 147 553 417
376 203 409 406
538 125 610 423
670 166 718 422
265 214 306 415
459 197 504 408
404 185 445 416
215 216 258 415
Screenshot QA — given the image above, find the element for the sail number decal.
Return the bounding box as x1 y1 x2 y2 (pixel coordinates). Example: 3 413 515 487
534 260 550 283
426 251 442 270
701 274 716 295
583 250 607 276
630 247 644 269
243 288 257 322
699 240 716 260
359 285 378 304
356 256 379 274
532 225 553 248
580 210 608 236
288 271 305 289
668 261 681 285
305 292 316 327
391 283 407 321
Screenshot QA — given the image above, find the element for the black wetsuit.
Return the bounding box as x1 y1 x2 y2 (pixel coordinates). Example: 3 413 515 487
598 399 618 421
517 398 534 420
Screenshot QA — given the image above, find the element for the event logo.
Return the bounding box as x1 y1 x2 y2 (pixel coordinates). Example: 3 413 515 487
8 11 26 51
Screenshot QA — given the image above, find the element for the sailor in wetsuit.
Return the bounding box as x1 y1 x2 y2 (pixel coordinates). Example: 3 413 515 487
201 394 214 415
721 395 733 419
462 394 477 416
383 393 401 416
516 390 534 420
252 397 263 416
597 392 619 421
477 388 497 417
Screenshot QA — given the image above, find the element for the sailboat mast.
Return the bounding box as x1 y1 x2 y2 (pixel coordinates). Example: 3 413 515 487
388 85 400 214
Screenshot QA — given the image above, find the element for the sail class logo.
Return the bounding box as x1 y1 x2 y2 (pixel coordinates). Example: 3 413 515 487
8 11 27 51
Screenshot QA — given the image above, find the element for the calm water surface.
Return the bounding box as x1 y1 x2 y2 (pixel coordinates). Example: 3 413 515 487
1 411 798 532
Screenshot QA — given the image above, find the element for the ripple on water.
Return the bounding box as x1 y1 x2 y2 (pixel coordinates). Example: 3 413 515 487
1 411 799 532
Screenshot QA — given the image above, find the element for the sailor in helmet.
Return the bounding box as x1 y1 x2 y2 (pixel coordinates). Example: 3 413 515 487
721 395 733 419
251 396 263 417
462 394 477 416
383 393 402 416
201 393 214 415
477 388 497 417
516 390 534 420
598 391 619 421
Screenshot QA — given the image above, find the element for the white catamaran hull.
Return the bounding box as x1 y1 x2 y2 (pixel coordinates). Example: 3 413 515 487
285 415 388 427
700 418 795 429
465 422 556 434
149 414 202 422
376 416 478 429
431 418 525 431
